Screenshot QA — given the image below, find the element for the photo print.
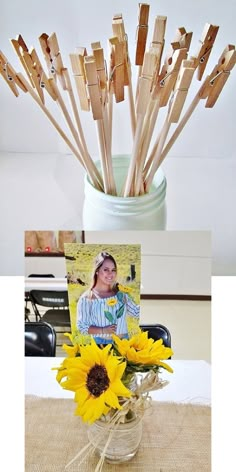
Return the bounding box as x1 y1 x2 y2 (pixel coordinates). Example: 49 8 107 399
64 243 141 344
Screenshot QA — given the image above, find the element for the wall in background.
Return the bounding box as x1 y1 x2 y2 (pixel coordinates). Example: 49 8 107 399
25 231 211 296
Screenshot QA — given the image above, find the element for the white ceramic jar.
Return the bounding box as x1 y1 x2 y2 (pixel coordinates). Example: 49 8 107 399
83 155 167 230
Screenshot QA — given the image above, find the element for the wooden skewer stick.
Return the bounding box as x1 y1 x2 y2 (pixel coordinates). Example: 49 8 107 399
62 68 104 189
143 47 187 180
144 60 195 192
17 72 102 189
158 45 236 168
123 51 155 197
133 16 167 194
92 42 117 195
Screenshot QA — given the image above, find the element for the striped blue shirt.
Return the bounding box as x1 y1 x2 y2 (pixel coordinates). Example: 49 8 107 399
77 291 139 342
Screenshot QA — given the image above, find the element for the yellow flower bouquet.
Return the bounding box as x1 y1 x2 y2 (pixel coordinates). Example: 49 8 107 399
55 329 173 469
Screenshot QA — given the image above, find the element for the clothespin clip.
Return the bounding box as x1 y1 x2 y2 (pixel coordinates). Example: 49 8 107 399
11 34 56 103
0 50 27 96
91 42 108 105
136 50 156 115
11 34 34 86
70 47 90 111
112 14 129 86
149 16 167 89
171 27 193 52
155 47 187 107
109 37 125 103
84 55 103 120
168 59 195 122
39 32 66 89
135 3 150 66
192 23 219 80
203 45 236 107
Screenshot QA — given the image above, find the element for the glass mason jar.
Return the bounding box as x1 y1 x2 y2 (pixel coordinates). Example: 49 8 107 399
83 155 167 230
87 413 142 464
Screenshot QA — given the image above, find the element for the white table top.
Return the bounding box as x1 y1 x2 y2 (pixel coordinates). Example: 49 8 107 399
25 277 68 291
25 358 211 405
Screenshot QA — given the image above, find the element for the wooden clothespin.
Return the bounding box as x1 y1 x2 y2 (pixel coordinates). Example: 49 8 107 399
150 16 167 78
112 14 129 86
192 23 219 80
168 59 195 122
203 45 236 107
11 34 30 78
171 27 193 52
11 35 55 103
70 48 90 111
156 47 187 107
84 56 103 120
39 32 66 89
0 50 27 96
109 37 125 103
135 3 150 66
91 42 107 105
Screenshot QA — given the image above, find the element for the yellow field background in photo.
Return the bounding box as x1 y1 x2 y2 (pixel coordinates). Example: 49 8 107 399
64 243 141 338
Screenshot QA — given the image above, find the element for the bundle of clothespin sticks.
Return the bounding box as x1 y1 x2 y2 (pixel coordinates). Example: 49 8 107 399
0 3 235 197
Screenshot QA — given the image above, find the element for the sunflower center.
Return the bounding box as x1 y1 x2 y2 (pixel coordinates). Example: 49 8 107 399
86 364 110 397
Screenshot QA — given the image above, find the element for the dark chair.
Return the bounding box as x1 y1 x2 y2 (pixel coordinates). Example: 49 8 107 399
140 323 171 348
25 321 56 356
25 273 55 321
29 290 71 344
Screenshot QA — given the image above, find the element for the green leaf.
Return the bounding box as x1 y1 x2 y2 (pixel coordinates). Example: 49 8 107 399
116 305 125 319
117 291 124 302
104 310 114 323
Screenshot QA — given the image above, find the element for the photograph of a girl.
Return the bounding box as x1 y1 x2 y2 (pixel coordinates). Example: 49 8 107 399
64 244 141 344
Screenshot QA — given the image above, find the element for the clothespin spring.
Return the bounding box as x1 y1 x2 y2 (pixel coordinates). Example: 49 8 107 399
109 62 124 81
199 46 213 64
4 62 13 81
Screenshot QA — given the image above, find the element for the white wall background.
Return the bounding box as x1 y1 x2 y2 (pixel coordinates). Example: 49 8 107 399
25 231 211 295
0 0 235 275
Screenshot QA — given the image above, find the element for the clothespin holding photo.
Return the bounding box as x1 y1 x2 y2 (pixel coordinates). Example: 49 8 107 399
192 23 219 80
0 50 27 96
39 32 66 89
70 47 90 111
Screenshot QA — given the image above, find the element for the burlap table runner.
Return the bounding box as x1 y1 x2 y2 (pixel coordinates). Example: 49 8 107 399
25 395 211 472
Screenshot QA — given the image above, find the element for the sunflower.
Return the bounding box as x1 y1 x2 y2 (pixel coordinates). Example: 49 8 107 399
118 284 133 293
56 339 132 423
106 298 118 307
112 330 174 373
